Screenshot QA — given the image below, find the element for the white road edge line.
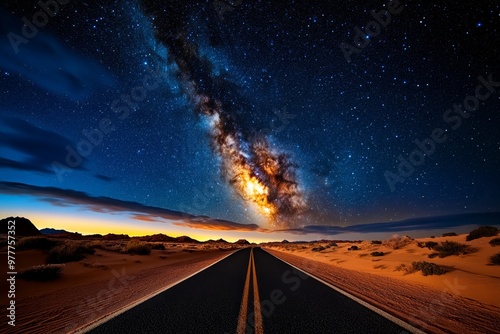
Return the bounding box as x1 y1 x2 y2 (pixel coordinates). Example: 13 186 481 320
72 248 243 334
262 249 426 334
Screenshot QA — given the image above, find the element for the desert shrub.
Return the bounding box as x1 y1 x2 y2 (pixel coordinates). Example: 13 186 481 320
46 242 95 264
412 261 447 276
442 232 458 237
311 246 325 252
417 241 438 249
18 264 64 281
429 241 472 258
90 241 105 250
125 241 151 255
348 245 359 251
489 238 500 246
150 243 165 250
17 236 59 250
466 226 498 241
489 253 500 265
424 241 438 249
394 263 412 275
328 242 338 247
371 240 382 245
371 251 385 257
90 240 126 253
384 235 413 250
394 263 406 271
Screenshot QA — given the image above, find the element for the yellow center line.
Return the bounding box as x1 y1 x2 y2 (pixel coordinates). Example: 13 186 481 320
237 248 252 334
236 248 264 334
252 249 263 334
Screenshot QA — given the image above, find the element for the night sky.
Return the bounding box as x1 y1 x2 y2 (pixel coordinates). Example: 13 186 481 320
0 1 499 239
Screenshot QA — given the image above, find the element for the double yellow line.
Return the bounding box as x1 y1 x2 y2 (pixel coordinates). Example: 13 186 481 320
237 248 263 334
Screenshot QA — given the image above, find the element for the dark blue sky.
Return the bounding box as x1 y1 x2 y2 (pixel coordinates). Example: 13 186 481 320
1 0 499 231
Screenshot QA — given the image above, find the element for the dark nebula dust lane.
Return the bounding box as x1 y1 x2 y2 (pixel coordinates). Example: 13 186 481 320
138 1 307 227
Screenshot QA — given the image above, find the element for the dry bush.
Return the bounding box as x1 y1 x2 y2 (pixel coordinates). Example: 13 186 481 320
411 261 447 276
47 241 95 264
489 253 500 265
489 238 500 247
150 243 166 250
417 241 438 249
466 226 498 241
17 236 59 250
124 241 151 255
90 240 125 253
394 263 412 275
429 241 473 258
18 264 64 281
371 251 385 257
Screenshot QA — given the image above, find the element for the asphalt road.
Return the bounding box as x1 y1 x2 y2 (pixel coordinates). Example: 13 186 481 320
87 247 415 334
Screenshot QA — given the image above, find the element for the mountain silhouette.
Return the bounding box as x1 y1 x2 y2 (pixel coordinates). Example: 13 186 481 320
0 217 40 236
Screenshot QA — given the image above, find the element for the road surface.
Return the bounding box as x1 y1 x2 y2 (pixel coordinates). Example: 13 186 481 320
87 247 416 334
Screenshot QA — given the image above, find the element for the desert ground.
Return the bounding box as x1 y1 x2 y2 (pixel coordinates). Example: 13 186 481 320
264 232 500 334
0 238 242 334
1 226 499 334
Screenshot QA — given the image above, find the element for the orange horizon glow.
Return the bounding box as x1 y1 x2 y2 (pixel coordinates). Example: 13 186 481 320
0 208 278 243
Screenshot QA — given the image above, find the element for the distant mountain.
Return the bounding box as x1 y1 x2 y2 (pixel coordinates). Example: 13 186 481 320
40 228 68 235
102 233 130 240
40 228 82 239
138 234 175 242
175 236 200 243
205 238 229 243
0 217 40 236
234 239 250 245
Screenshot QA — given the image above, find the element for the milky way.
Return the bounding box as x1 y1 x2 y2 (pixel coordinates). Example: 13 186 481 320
139 2 306 226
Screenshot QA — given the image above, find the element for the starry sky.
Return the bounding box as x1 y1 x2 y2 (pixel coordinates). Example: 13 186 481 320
0 1 499 240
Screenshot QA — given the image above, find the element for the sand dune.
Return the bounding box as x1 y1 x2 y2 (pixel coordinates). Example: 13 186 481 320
265 233 500 334
0 242 239 334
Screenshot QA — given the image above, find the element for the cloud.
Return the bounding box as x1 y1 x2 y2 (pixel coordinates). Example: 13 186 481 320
279 212 500 235
0 181 263 232
94 174 114 182
0 116 87 174
132 214 160 222
3 181 495 236
0 8 116 100
174 217 266 232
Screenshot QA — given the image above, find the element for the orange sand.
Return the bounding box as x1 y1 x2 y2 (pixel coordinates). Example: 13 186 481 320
264 234 500 334
0 243 238 334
